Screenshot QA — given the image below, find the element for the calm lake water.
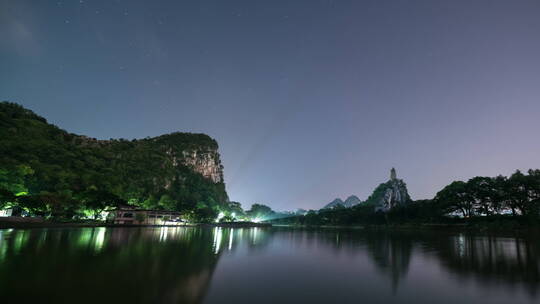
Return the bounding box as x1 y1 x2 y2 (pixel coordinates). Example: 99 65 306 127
0 227 538 304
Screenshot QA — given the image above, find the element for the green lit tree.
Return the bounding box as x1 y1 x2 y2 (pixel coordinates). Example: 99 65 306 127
246 203 274 221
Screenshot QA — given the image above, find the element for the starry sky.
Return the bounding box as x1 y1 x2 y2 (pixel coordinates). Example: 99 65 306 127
1 0 540 211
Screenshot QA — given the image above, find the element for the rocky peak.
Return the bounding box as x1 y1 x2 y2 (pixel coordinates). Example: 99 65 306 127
151 132 224 184
367 168 411 212
323 198 345 209
180 149 223 183
344 195 362 207
322 195 363 209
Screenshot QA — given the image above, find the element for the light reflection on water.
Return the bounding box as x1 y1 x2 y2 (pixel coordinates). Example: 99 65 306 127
0 227 538 304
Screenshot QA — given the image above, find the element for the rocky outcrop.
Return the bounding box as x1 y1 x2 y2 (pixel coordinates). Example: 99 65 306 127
367 168 411 212
323 198 345 209
68 130 225 185
181 150 223 183
320 169 410 212
344 195 362 207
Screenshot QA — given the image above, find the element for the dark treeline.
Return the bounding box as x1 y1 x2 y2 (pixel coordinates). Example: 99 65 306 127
271 169 540 227
436 170 540 218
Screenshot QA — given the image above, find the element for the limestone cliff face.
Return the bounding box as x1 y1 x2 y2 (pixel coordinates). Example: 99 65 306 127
376 179 410 211
145 131 225 185
74 132 225 184
367 168 411 212
181 150 223 183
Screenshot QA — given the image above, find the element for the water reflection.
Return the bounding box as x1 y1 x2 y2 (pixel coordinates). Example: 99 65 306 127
433 233 540 297
0 227 538 303
279 229 540 298
0 227 221 304
364 232 412 293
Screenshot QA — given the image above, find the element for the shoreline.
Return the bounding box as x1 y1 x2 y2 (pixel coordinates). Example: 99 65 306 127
0 217 271 229
2 217 536 233
270 222 540 235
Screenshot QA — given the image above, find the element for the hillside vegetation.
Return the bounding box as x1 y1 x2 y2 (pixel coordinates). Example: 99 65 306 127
0 102 228 221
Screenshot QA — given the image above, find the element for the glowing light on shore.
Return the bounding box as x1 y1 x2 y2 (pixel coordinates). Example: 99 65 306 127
215 212 225 223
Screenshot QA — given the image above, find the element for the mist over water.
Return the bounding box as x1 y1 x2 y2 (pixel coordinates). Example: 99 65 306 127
0 227 538 304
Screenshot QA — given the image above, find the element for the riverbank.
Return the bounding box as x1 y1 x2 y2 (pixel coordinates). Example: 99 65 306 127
269 212 540 232
0 217 271 229
270 218 540 233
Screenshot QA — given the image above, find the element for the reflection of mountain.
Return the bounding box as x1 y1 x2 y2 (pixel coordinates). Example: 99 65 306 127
0 226 274 304
0 228 220 304
1 228 539 303
290 229 413 291
364 232 412 292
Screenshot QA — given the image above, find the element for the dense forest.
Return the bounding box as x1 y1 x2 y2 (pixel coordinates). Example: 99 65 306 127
271 169 540 227
0 102 231 222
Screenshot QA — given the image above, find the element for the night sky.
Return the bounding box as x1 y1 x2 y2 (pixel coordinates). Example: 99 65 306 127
1 0 540 211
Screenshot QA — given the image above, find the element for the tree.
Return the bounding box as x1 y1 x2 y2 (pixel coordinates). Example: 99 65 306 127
246 204 274 221
505 170 530 216
0 165 33 196
158 194 176 210
491 175 509 215
0 187 15 209
81 190 125 219
435 181 474 217
219 201 245 220
526 169 540 219
16 195 48 217
192 205 218 223
467 176 497 215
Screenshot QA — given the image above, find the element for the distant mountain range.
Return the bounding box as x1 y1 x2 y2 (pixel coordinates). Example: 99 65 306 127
322 195 362 209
